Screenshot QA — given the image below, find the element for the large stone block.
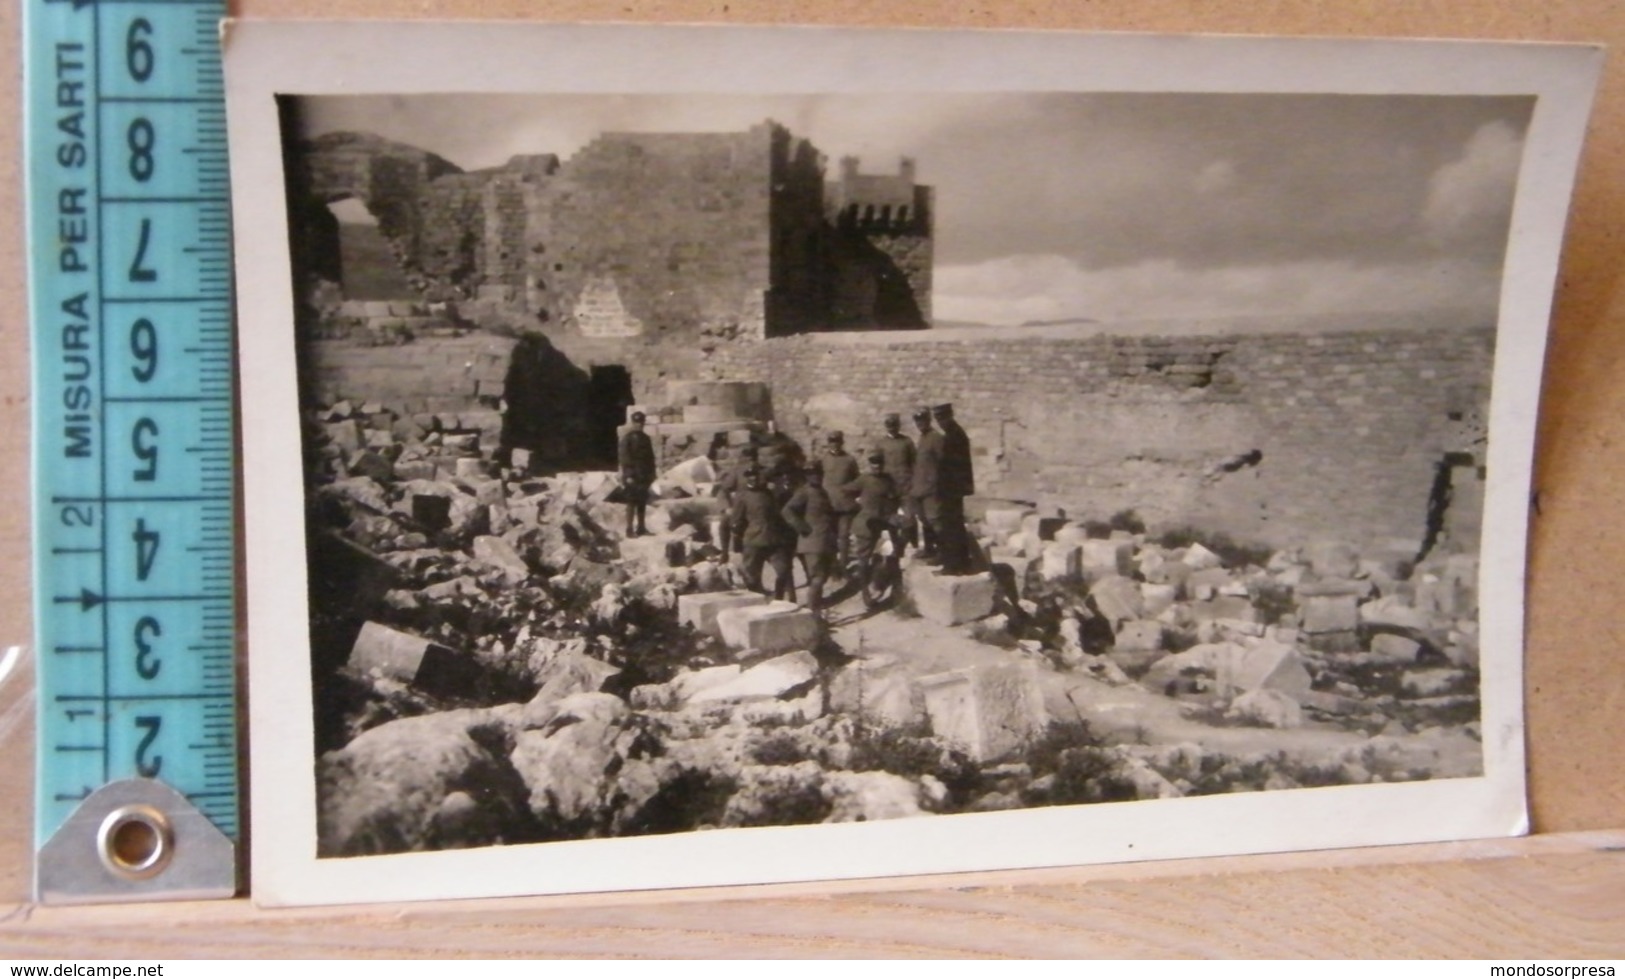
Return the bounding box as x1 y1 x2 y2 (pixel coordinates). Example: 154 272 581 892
1089 574 1144 625
1188 596 1259 624
1186 568 1240 601
1301 594 1360 634
1370 633 1423 662
681 404 740 424
917 662 1047 763
618 534 688 570
1140 582 1179 617
715 600 820 654
1295 577 1372 599
1360 595 1432 631
471 535 529 583
1305 540 1360 579
690 651 819 704
827 656 924 727
1215 639 1312 699
1039 542 1083 581
1020 514 1067 544
1114 619 1165 653
348 621 479 695
982 508 1031 545
905 566 997 626
1080 538 1134 578
677 589 770 639
1052 522 1091 547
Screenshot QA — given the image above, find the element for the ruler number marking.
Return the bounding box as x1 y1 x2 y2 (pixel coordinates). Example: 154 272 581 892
131 517 159 580
125 18 154 84
130 417 159 482
130 317 157 381
60 504 96 528
134 614 161 680
127 217 158 282
126 117 155 182
134 714 162 778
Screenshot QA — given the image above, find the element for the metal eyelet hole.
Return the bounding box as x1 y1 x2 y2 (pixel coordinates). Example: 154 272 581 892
97 805 173 880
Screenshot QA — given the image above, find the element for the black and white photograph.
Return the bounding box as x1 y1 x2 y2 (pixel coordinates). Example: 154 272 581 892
227 23 1597 906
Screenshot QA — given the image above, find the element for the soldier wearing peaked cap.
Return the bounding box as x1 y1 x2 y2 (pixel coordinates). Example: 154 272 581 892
931 402 976 574
877 412 916 544
851 449 902 573
730 464 795 602
714 443 759 556
819 430 861 574
782 462 838 614
618 410 656 538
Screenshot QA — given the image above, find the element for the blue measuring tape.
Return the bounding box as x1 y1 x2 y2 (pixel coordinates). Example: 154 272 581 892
25 0 237 902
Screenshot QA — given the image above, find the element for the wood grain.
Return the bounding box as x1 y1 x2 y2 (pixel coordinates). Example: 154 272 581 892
2 0 1623 958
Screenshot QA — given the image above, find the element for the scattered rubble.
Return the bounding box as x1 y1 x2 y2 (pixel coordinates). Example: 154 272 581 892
305 397 1483 857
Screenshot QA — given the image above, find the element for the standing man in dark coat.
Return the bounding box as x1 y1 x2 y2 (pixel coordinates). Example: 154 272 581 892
714 444 759 556
850 450 902 572
730 465 795 602
782 463 839 614
759 422 806 482
819 431 861 576
618 410 657 538
932 402 976 574
910 406 944 562
877 412 917 549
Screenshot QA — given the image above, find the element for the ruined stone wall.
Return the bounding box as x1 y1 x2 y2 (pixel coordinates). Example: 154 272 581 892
414 174 488 300
481 174 528 293
296 125 937 342
299 133 476 302
525 126 781 346
699 325 1495 550
867 186 933 325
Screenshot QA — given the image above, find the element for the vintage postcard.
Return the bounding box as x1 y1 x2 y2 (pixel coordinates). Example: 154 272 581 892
225 21 1600 906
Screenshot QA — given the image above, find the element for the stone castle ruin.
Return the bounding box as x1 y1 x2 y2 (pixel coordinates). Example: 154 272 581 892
293 118 1494 854
285 117 1491 557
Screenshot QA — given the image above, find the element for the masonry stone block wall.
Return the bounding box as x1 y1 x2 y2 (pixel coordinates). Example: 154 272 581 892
305 333 517 419
699 325 1494 550
289 123 935 344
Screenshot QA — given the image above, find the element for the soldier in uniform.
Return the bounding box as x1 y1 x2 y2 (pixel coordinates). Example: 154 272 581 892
910 406 944 562
932 402 976 574
730 465 795 602
758 421 806 482
782 462 839 614
617 410 657 538
819 431 861 575
714 444 759 556
850 450 902 572
877 412 917 548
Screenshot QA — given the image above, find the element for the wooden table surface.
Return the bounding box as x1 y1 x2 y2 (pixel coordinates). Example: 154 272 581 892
3 0 1625 958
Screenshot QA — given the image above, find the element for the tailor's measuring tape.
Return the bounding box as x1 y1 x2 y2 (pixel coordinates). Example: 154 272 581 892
25 0 237 903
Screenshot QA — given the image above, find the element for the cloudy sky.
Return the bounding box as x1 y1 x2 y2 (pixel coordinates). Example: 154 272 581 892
297 92 1532 327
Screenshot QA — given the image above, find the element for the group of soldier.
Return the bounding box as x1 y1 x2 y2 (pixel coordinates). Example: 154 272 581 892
710 403 977 615
618 401 977 615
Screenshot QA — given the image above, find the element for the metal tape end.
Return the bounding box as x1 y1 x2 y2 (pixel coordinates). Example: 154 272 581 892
37 778 237 905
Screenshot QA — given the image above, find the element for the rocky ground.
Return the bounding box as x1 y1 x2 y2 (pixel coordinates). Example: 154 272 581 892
303 400 1483 857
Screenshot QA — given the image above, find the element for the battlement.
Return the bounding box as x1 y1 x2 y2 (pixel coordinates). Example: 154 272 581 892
827 156 927 231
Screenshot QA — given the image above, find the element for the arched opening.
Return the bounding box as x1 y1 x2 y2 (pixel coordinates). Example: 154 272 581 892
325 196 414 299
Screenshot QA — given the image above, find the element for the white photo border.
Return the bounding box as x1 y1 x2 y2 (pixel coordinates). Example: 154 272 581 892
225 20 1601 907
